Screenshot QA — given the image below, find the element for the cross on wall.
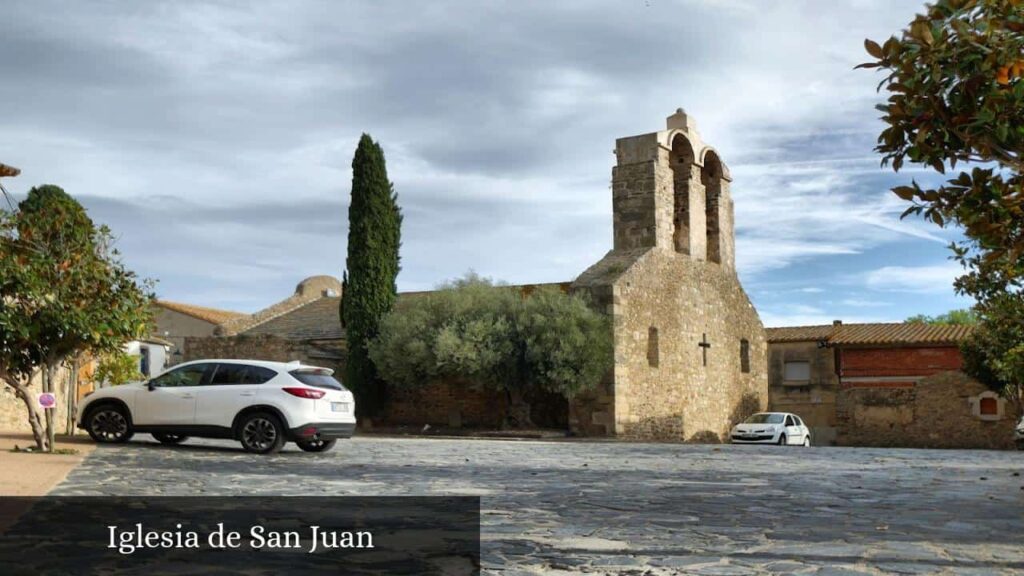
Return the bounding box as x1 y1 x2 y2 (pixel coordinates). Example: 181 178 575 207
699 333 711 366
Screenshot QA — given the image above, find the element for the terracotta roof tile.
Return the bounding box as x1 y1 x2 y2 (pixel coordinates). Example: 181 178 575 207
830 322 973 345
155 300 246 325
767 322 973 345
244 297 344 340
765 325 835 343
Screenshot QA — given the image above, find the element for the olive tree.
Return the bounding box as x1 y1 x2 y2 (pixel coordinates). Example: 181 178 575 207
368 273 612 428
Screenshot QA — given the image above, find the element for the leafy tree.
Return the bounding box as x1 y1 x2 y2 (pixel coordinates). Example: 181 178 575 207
94 351 145 387
0 185 153 451
368 274 613 428
860 0 1024 285
960 294 1024 413
341 135 402 417
904 308 978 324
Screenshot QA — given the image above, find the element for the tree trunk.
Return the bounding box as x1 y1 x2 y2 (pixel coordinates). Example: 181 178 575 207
6 379 47 451
43 363 56 452
65 359 79 436
502 387 534 430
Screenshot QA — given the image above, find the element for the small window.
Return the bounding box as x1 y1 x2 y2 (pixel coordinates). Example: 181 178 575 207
785 415 795 426
245 366 277 384
647 327 659 368
784 361 811 382
740 339 750 373
979 397 998 416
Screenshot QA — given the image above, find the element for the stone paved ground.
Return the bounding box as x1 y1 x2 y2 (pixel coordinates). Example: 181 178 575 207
52 436 1024 575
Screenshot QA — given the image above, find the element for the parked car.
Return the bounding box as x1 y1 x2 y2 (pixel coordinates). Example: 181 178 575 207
77 359 356 454
730 412 811 446
1016 415 1024 450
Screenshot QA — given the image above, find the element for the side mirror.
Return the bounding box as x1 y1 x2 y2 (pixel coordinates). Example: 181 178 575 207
147 381 156 391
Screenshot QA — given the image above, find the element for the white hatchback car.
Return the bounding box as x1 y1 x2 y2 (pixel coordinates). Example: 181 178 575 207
77 359 356 454
730 412 811 446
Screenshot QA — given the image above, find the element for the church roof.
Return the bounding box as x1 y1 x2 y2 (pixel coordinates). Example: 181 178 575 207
767 322 973 346
243 296 344 340
155 300 246 325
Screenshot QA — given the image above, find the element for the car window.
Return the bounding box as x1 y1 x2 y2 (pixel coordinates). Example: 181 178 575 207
744 413 784 425
289 369 346 391
795 416 804 427
150 364 209 388
785 415 794 426
210 364 249 385
210 364 278 385
245 366 277 384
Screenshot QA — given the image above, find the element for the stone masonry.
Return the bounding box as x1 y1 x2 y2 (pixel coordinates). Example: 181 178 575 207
571 110 768 441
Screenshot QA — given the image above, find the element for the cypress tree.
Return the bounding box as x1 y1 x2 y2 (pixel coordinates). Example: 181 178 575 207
341 134 402 417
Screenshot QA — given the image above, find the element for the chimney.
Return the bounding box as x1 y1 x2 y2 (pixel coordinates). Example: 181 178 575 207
833 320 843 326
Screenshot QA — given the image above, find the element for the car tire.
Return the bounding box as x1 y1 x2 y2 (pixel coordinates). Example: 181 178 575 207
802 437 811 447
85 404 134 444
152 433 188 445
1016 440 1024 451
238 412 286 455
296 438 337 453
777 434 787 446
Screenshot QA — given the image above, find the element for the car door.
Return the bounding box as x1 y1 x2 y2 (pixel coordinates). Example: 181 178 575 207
784 415 803 444
133 363 211 426
194 363 277 428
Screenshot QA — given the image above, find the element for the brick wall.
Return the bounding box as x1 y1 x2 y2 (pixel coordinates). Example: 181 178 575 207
840 346 962 378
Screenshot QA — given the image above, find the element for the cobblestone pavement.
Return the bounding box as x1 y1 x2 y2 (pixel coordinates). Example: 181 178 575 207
52 436 1024 575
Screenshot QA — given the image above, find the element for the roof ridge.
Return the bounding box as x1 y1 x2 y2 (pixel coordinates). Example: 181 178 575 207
219 293 327 336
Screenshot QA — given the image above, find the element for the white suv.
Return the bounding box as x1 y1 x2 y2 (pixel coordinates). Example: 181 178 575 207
77 359 356 454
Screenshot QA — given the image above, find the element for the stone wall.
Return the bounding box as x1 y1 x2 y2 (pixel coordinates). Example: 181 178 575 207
767 341 839 445
0 363 89 434
836 370 1019 449
575 247 768 441
185 334 345 371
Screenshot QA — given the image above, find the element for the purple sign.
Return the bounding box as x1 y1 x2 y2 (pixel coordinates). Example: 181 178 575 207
38 393 56 409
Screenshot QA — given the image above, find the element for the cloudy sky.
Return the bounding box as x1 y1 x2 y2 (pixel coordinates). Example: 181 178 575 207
0 0 972 326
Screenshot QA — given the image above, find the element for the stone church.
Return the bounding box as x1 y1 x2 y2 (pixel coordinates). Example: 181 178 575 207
570 110 768 440
179 110 768 442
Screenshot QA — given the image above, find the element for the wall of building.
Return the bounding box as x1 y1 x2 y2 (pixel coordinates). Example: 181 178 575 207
575 247 768 441
0 363 91 434
766 341 839 445
154 307 218 364
836 369 1019 449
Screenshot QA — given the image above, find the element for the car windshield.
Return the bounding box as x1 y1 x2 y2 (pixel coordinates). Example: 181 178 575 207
744 413 784 425
290 369 346 391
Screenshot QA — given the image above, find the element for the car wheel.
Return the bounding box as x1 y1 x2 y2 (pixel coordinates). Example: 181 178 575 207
86 405 134 444
238 412 285 454
777 434 787 446
296 438 337 453
803 436 811 447
1016 440 1024 451
152 433 188 445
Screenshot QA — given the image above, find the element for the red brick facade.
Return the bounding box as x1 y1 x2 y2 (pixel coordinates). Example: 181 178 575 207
839 346 962 378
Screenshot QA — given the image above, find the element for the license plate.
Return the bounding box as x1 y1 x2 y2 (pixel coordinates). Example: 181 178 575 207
331 402 349 413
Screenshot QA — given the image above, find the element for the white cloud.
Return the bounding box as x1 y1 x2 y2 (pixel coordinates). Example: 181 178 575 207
863 263 963 294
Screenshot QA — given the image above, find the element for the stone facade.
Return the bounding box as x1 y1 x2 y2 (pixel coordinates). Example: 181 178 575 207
767 340 839 445
571 110 768 441
0 362 93 434
766 325 1021 449
836 370 1018 449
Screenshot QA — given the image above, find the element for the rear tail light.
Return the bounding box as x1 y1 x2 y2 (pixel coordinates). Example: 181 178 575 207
282 387 325 399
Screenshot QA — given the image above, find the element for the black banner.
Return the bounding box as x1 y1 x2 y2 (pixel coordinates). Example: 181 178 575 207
0 496 480 575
